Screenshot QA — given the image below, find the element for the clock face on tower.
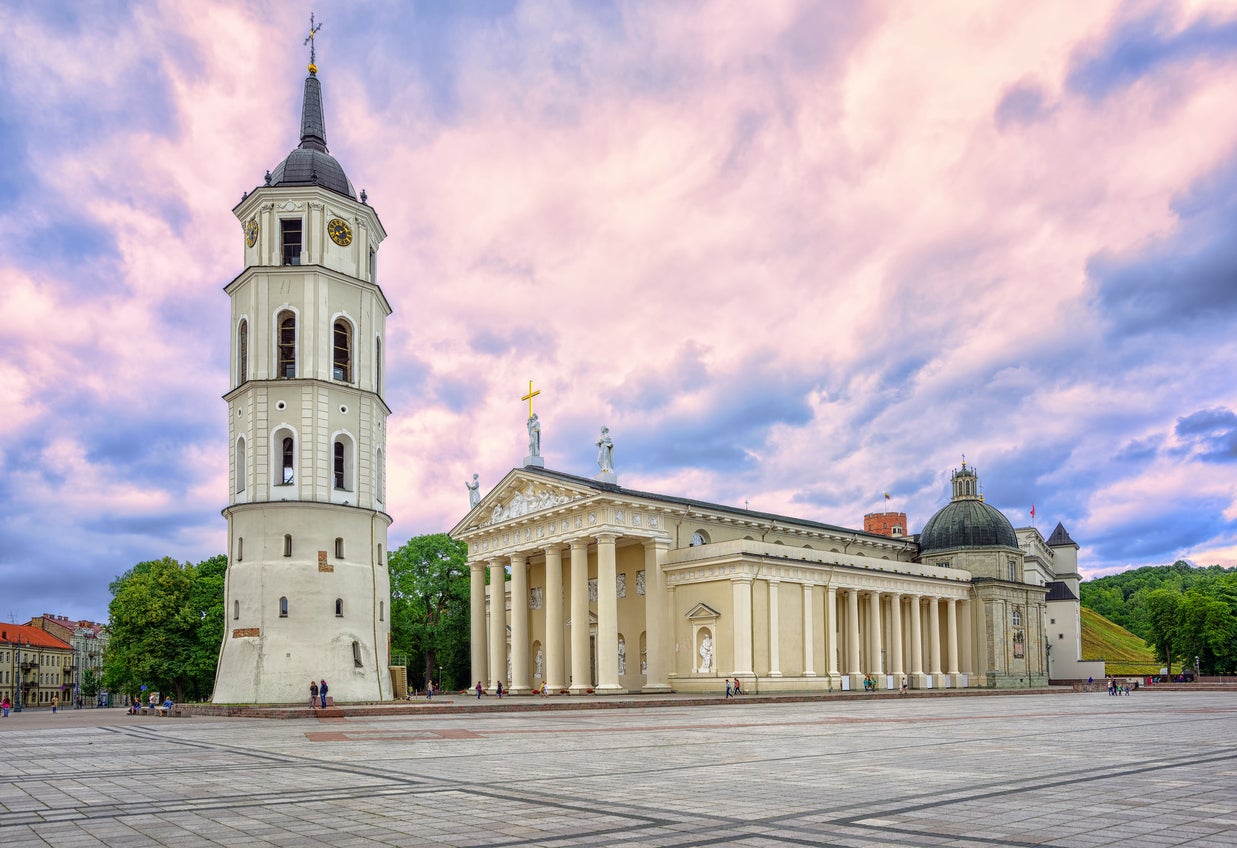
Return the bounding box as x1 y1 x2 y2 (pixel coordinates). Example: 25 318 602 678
328 217 353 246
244 218 259 247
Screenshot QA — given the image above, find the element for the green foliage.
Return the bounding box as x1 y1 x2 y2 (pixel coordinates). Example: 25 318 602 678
388 533 470 691
80 667 100 700
102 555 226 702
1080 607 1159 675
1081 562 1237 674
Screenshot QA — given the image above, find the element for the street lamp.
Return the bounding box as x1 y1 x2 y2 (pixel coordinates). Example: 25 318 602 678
1195 655 1201 681
14 641 25 713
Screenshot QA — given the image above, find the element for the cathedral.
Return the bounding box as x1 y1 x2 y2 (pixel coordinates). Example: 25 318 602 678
212 46 393 704
453 455 1099 694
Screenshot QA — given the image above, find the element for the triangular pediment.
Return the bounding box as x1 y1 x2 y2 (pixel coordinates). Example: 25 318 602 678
686 603 720 621
452 468 597 535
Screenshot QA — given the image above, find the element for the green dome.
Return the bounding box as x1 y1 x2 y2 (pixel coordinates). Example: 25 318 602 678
919 498 1018 554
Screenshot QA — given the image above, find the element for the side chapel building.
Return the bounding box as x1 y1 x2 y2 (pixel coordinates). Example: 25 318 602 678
453 461 1099 694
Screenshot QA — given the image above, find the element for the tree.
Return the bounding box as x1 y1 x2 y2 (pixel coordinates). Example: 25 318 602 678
103 555 226 702
1176 591 1235 676
1143 588 1180 676
81 667 100 701
388 533 470 691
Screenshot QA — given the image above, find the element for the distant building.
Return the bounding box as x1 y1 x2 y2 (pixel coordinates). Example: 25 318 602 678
25 614 109 701
0 623 74 708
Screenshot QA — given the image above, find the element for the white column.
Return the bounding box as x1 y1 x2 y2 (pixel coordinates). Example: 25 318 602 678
825 585 839 681
487 558 506 693
868 591 883 684
543 545 565 692
469 562 487 692
909 593 925 687
929 597 943 686
767 579 782 677
846 589 861 688
802 584 816 677
595 534 622 693
960 599 974 686
642 539 671 693
509 553 530 694
947 597 960 686
889 592 904 679
569 540 590 694
732 577 754 677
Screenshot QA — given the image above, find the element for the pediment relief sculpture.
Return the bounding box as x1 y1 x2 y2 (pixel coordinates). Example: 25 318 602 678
484 484 580 526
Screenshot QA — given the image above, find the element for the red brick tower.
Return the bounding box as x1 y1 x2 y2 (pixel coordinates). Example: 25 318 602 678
864 511 908 539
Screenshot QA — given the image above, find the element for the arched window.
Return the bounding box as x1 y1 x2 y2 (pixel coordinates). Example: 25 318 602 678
1012 608 1022 627
233 600 239 621
690 530 709 546
281 436 295 484
335 598 343 617
379 601 384 621
353 640 363 667
237 319 248 384
377 543 384 563
333 435 354 492
332 319 352 382
334 441 345 489
334 537 344 559
237 537 243 561
283 534 292 557
235 437 247 493
279 597 288 617
277 310 296 378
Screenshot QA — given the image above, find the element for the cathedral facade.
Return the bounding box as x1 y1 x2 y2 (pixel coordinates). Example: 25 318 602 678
212 56 393 704
453 462 1091 694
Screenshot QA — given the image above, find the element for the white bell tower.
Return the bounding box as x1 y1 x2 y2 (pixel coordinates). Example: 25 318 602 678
213 42 393 704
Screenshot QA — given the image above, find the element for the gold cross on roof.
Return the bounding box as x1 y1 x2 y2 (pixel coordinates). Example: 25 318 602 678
521 379 541 418
304 13 323 73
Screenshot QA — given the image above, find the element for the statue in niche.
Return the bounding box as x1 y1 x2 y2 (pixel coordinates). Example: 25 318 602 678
618 637 626 675
466 473 480 508
534 646 544 679
507 648 512 682
527 413 541 457
596 426 614 473
698 633 713 673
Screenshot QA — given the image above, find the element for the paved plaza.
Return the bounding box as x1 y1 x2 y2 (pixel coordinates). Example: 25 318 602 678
2 690 1235 847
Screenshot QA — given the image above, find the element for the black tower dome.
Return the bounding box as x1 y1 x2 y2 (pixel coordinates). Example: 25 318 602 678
919 462 1019 554
267 69 356 199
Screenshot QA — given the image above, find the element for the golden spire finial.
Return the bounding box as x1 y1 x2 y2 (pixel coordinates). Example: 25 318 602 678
304 13 323 74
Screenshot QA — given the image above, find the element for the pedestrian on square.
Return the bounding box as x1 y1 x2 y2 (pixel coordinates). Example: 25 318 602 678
319 679 329 708
733 678 742 695
496 681 504 698
309 680 318 709
426 680 434 700
725 679 733 698
149 692 158 713
900 677 908 695
475 680 483 699
2 696 9 717
52 695 58 714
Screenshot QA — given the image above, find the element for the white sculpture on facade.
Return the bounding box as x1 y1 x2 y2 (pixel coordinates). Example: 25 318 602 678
534 646 544 679
618 637 626 675
466 473 480 508
698 633 713 672
596 426 614 473
527 413 541 457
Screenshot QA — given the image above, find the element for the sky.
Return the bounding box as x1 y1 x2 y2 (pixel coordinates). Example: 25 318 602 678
2 0 1236 624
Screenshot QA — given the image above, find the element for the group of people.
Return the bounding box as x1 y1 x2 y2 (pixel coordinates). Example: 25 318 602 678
475 680 505 698
723 678 744 698
308 679 329 709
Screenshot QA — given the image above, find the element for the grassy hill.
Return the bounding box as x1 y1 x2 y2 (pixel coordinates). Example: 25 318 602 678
1080 607 1161 676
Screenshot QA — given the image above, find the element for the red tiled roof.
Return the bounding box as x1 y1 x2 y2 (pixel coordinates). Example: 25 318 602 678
0 623 73 650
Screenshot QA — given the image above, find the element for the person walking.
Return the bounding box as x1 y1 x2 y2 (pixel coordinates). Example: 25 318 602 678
309 680 319 709
899 677 908 695
475 680 484 699
426 680 434 700
2 696 10 717
496 681 504 698
319 679 328 709
725 679 733 699
52 695 59 714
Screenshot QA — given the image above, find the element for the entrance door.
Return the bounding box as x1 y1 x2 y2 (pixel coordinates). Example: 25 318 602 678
589 635 598 687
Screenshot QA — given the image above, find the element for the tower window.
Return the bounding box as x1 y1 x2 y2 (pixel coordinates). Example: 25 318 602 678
277 311 296 378
334 537 344 559
333 319 352 381
353 640 363 667
235 437 247 493
335 598 343 617
379 600 384 621
333 435 354 491
375 336 382 393
281 219 302 265
1012 609 1022 626
281 436 295 484
376 448 385 502
233 600 239 621
1009 560 1017 581
369 248 376 281
237 319 248 384
283 534 292 557
237 537 243 562
279 597 288 617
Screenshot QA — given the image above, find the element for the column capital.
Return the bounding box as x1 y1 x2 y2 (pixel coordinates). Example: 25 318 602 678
594 532 618 544
569 538 590 552
732 576 754 586
542 542 565 555
509 552 528 567
469 561 487 574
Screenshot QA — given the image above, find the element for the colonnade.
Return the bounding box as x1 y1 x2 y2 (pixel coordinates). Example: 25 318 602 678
469 534 670 695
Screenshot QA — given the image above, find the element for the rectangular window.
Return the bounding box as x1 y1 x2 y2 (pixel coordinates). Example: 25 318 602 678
281 219 303 265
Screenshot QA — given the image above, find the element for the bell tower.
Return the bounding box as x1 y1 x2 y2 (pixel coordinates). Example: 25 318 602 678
213 39 393 704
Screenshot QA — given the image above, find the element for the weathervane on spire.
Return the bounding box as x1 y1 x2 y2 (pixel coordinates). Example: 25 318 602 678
304 13 324 74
